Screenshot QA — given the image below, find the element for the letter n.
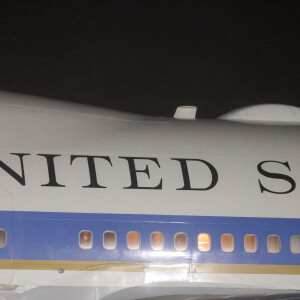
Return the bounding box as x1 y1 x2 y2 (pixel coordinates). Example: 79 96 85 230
0 153 30 186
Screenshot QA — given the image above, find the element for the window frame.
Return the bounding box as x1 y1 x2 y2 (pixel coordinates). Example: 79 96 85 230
174 232 188 251
127 231 141 250
103 230 117 250
244 234 258 253
197 233 211 252
79 230 93 250
221 233 234 253
150 232 164 251
267 234 281 254
0 229 7 248
290 235 300 254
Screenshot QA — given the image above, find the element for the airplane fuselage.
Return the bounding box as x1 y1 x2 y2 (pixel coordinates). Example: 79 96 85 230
0 92 299 299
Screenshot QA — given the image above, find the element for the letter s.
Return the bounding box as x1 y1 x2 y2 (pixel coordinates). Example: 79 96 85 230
257 160 296 194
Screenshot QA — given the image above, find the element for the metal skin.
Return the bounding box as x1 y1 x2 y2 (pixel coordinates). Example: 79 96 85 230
0 91 299 299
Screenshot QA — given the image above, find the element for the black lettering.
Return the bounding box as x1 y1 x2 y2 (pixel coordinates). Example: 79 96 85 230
38 154 65 187
172 158 218 190
257 160 296 194
0 153 30 186
70 155 112 188
119 157 162 189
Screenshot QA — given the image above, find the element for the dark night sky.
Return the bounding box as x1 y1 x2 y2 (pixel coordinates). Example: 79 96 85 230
0 1 299 118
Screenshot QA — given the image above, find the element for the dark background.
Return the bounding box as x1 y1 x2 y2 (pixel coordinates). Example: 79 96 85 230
0 1 299 118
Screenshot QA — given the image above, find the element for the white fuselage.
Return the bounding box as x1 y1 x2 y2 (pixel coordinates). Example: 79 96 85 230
0 92 299 299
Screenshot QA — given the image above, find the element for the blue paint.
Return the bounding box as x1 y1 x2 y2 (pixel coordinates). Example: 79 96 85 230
0 211 13 260
0 211 300 265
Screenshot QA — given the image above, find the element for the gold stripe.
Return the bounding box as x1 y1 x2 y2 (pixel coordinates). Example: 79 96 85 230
0 259 300 274
0 260 12 269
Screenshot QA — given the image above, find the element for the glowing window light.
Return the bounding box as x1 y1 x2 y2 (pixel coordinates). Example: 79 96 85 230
198 233 211 252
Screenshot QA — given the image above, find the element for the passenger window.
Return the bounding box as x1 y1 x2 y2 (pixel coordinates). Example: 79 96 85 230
267 235 280 253
198 233 211 252
290 236 300 254
244 234 257 253
151 232 164 250
174 233 188 251
127 232 140 250
0 229 6 248
103 231 117 250
79 230 93 249
221 234 234 252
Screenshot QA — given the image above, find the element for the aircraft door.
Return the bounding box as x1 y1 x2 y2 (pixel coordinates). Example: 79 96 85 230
0 191 13 284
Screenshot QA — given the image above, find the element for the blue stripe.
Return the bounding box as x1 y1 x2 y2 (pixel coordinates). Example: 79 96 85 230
0 211 13 260
1 211 300 265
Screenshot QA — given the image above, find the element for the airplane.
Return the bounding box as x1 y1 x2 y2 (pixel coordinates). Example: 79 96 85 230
0 91 299 299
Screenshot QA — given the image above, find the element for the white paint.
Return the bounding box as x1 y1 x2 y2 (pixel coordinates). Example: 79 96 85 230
0 93 298 217
174 106 197 120
218 104 300 125
0 92 299 298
